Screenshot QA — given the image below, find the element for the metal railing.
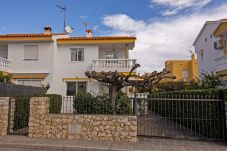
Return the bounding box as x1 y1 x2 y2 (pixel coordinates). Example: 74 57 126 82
92 59 136 70
0 57 11 72
60 96 133 115
136 93 225 141
214 55 227 70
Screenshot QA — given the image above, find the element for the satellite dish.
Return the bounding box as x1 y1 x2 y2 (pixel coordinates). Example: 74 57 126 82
65 25 74 34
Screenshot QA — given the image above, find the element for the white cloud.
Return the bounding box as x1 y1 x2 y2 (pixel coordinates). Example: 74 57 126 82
150 0 211 16
102 4 227 73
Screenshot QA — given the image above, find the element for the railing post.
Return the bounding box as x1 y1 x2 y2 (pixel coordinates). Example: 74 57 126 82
133 91 137 115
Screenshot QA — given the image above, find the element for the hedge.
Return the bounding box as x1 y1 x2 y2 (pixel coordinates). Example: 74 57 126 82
13 94 62 131
73 92 132 115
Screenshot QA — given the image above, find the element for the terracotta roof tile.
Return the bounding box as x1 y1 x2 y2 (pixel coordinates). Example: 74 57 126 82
57 36 136 41
0 34 52 38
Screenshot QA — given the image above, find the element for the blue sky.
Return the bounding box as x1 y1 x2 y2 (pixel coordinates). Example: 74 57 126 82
0 0 155 35
1 0 227 72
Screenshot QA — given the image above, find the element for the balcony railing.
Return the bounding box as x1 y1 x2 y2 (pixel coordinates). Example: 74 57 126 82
92 59 136 72
0 57 11 73
214 55 227 71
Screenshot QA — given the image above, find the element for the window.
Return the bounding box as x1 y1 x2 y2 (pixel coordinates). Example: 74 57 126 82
205 38 207 42
200 49 204 62
182 69 189 78
71 48 84 61
66 82 87 96
66 82 77 96
0 45 8 59
24 45 38 60
17 79 42 87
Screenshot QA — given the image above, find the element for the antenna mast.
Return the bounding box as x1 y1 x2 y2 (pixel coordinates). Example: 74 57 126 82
83 22 88 30
56 4 67 33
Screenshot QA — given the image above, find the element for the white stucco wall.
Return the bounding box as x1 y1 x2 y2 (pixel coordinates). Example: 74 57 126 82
52 44 100 96
8 42 54 87
194 22 220 76
3 35 134 96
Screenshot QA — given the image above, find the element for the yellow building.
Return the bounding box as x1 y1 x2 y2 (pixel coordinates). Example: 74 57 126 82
162 54 198 82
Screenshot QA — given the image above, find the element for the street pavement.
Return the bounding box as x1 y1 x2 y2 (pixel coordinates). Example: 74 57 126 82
0 135 226 151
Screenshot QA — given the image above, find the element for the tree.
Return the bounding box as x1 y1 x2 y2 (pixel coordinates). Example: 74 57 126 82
198 72 222 89
0 72 11 83
85 64 173 110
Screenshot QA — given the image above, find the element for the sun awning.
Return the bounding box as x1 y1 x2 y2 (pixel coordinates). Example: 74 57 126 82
213 22 227 37
12 73 49 79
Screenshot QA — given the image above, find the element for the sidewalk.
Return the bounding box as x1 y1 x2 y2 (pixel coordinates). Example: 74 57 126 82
0 136 226 151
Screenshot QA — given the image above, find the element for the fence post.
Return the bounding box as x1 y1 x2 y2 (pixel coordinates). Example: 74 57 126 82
133 92 137 115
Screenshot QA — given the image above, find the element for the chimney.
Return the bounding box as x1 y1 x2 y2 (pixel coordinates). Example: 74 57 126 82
86 29 93 38
44 26 52 35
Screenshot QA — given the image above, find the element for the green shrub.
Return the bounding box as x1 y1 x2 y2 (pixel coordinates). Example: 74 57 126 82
73 92 132 115
46 94 62 114
0 71 11 83
12 94 62 131
13 96 30 131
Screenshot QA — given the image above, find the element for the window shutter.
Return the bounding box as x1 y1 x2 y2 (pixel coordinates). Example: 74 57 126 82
24 45 38 60
0 45 8 58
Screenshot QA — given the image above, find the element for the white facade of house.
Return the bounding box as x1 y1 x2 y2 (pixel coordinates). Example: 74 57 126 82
194 20 227 85
0 28 137 96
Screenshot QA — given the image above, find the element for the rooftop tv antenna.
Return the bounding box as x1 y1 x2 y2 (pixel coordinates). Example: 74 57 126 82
56 4 67 32
83 22 88 30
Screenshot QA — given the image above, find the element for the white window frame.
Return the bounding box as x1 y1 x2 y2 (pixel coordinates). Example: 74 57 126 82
24 45 39 61
70 48 84 62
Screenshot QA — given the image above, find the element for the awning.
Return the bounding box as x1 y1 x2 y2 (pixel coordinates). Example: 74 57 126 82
12 73 49 79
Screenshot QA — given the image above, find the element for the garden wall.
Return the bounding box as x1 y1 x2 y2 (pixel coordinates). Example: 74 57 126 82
28 97 137 142
0 97 9 136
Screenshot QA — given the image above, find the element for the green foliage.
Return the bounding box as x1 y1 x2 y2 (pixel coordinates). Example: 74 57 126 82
46 94 62 114
198 72 222 89
0 72 11 83
73 92 132 115
155 72 223 93
156 81 199 92
13 94 62 131
13 96 30 131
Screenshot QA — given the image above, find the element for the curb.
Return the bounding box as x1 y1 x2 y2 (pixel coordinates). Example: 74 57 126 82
0 142 134 151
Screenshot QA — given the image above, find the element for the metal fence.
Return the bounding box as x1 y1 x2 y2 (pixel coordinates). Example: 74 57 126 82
136 93 225 141
0 83 46 96
8 96 30 136
60 96 133 115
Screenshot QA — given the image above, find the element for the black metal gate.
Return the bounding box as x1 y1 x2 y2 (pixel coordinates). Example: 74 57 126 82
8 96 30 135
136 94 225 141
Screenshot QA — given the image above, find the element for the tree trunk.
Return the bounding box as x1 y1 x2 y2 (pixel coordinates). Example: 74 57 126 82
109 85 117 114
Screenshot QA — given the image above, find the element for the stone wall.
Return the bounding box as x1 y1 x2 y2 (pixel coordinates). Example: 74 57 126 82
0 97 9 136
28 97 137 142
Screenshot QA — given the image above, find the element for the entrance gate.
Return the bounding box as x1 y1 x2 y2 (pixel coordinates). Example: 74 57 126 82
8 96 30 135
135 93 225 141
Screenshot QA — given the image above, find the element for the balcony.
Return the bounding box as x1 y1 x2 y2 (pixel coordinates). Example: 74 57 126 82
214 55 227 72
0 57 11 73
92 59 137 72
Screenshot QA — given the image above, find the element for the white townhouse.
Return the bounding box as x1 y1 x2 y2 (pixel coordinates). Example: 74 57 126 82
193 19 227 85
0 27 137 96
